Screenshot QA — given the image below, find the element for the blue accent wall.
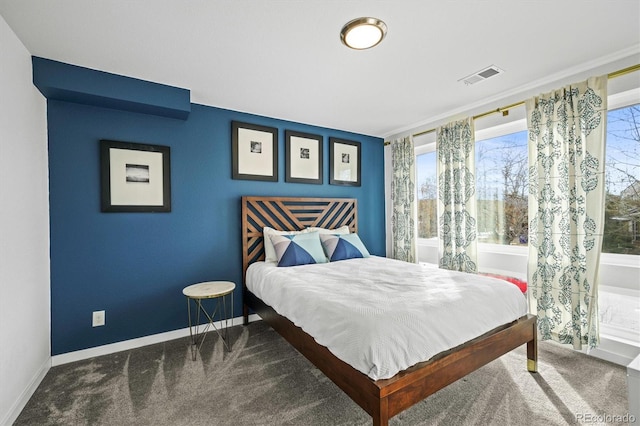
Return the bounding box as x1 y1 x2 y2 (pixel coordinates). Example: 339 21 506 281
40 59 385 355
33 57 191 120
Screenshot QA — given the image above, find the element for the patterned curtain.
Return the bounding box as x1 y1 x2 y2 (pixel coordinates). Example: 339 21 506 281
390 136 416 263
526 76 607 350
436 117 478 272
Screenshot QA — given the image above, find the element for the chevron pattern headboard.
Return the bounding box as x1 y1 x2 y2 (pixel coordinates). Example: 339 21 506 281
241 196 357 281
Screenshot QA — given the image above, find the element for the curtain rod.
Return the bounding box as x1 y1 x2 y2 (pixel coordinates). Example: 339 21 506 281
385 63 640 144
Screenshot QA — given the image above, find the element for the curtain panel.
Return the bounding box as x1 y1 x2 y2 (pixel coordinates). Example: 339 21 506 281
390 136 417 263
436 117 478 272
526 75 607 350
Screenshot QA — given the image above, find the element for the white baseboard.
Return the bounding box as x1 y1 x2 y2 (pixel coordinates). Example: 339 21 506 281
6 314 636 425
51 314 260 367
583 336 640 367
1 357 50 426
543 335 640 367
4 315 261 425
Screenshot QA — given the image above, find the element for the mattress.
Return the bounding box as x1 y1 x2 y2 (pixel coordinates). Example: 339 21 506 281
246 256 528 380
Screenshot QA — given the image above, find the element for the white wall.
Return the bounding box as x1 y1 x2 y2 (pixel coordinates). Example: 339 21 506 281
0 14 50 426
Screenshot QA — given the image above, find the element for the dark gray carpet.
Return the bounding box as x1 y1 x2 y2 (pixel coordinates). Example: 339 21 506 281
15 321 629 425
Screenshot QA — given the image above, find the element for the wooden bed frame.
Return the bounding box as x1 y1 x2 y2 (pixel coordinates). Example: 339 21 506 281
241 196 537 426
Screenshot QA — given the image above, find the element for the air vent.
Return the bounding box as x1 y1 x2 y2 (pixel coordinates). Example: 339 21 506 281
459 65 504 85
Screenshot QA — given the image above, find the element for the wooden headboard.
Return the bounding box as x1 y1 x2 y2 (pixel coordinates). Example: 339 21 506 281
241 196 357 281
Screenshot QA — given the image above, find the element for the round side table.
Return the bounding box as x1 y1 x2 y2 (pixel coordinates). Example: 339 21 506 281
182 281 235 360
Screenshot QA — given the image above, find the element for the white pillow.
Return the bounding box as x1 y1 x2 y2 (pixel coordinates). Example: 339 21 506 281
263 227 308 262
306 225 350 235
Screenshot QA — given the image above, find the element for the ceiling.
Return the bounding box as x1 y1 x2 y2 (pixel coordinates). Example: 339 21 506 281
1 1 639 138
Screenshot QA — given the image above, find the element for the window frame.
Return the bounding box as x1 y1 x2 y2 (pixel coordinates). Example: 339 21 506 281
415 118 532 265
415 89 640 260
414 88 640 349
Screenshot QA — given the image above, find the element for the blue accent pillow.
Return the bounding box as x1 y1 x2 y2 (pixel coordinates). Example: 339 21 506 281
320 233 370 261
269 231 327 267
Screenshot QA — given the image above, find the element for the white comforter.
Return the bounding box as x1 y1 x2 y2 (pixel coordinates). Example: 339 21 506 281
246 256 528 380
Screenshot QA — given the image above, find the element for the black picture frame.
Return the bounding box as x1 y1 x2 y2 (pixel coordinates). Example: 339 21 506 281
232 121 278 182
285 130 323 184
100 140 171 212
329 138 361 186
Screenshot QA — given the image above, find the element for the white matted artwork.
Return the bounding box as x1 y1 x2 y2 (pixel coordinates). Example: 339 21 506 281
285 130 323 184
100 140 171 212
110 149 163 205
232 121 278 182
329 137 361 186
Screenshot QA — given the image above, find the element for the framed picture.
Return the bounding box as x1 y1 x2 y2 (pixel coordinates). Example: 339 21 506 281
232 121 278 181
100 140 171 212
329 138 361 186
285 130 323 184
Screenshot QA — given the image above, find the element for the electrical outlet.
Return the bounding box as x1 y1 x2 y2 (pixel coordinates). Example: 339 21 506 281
92 310 105 327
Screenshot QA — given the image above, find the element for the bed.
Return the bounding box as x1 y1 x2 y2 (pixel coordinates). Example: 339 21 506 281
241 196 537 426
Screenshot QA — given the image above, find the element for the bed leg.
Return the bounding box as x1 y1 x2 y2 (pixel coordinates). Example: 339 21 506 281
243 304 249 326
527 320 538 373
372 398 389 426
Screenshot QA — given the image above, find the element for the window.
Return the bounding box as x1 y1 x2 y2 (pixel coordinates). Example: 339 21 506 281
412 94 640 352
475 130 528 246
416 150 437 239
599 286 640 345
603 103 640 255
416 103 640 253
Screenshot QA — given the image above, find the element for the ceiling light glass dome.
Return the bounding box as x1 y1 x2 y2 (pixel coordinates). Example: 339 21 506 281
340 17 387 50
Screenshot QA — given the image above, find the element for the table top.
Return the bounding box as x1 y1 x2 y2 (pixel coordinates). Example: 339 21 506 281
183 281 236 299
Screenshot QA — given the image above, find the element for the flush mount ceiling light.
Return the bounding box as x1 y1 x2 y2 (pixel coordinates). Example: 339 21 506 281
340 17 387 50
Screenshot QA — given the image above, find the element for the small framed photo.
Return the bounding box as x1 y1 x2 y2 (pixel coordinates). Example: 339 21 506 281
329 138 361 186
232 121 278 181
285 130 323 184
100 140 171 212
